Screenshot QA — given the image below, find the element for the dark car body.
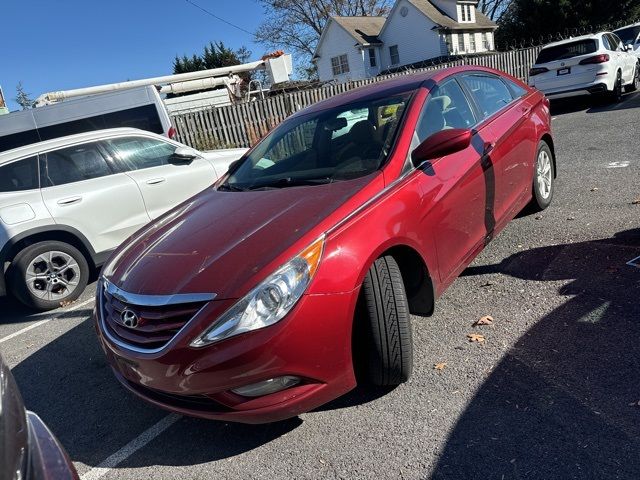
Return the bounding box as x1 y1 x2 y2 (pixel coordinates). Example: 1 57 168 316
0 354 78 480
95 66 554 423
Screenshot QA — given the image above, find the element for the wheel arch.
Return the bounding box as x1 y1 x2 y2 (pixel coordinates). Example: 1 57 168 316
355 242 436 317
540 133 557 178
1 226 98 276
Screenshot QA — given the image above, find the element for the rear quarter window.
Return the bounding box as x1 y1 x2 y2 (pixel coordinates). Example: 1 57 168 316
536 40 598 63
0 156 39 192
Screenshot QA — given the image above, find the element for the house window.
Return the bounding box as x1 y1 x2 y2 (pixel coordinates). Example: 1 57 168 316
460 4 473 22
368 49 377 68
457 35 464 53
469 34 476 52
331 54 350 76
483 33 491 50
389 45 400 65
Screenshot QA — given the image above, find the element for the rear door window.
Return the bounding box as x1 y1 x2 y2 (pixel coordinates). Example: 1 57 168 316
0 156 39 192
536 40 598 63
40 143 113 187
105 137 178 171
459 74 514 119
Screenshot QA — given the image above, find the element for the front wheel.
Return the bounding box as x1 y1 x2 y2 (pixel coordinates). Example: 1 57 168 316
355 256 413 386
9 241 89 311
529 141 555 212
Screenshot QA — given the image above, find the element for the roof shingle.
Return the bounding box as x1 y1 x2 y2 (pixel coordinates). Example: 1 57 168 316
407 0 497 30
332 16 386 45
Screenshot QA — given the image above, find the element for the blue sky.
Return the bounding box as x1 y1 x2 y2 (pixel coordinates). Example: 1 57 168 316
1 0 265 111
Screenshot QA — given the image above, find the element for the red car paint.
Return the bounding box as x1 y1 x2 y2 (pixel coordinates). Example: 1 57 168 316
95 66 553 423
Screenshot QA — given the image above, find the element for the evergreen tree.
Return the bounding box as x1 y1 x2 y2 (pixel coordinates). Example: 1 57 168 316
15 82 34 110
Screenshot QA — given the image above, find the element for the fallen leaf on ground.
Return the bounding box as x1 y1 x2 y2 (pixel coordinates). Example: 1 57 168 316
480 281 495 287
632 197 640 205
474 315 494 327
590 187 599 192
434 363 447 370
629 400 640 407
467 333 485 343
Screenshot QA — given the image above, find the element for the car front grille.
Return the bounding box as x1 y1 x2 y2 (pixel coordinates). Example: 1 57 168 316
99 279 215 352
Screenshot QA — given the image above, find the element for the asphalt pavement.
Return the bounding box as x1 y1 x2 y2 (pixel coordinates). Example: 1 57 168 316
0 91 639 480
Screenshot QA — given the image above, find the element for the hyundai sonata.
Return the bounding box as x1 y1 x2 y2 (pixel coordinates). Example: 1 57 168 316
95 66 556 423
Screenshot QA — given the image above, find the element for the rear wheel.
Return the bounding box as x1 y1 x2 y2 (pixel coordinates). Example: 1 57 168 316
9 241 89 311
625 63 639 93
355 256 413 386
529 140 555 212
609 71 623 103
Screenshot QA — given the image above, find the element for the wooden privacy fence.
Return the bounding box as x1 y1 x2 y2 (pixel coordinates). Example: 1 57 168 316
171 45 543 150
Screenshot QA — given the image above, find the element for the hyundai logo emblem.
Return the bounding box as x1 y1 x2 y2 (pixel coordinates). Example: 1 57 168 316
121 309 139 328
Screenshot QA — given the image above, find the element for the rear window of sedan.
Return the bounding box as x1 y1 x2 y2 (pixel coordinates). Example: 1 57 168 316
536 40 598 64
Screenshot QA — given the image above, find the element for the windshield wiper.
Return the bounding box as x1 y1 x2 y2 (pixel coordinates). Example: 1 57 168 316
246 177 334 190
217 183 247 192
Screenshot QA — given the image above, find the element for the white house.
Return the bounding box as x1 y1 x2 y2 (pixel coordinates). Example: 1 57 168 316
313 0 498 82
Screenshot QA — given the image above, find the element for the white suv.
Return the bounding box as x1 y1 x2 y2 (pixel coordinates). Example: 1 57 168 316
0 128 247 310
528 32 639 101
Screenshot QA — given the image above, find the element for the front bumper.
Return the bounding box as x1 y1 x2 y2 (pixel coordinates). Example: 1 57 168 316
95 290 359 424
27 412 79 480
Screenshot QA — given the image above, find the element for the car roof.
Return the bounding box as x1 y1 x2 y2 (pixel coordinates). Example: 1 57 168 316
541 33 606 49
292 65 512 117
614 22 640 31
0 127 162 163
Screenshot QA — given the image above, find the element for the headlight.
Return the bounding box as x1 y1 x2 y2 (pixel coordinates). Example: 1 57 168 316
191 236 324 347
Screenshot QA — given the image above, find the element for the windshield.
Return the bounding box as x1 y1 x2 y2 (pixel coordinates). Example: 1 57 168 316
536 40 598 64
615 26 640 45
222 92 413 190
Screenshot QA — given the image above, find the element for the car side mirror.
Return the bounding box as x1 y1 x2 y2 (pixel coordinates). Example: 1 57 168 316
411 128 473 167
170 146 198 163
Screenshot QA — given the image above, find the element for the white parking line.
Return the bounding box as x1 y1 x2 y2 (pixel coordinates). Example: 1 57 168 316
607 161 630 168
627 255 640 268
0 298 94 344
80 414 181 480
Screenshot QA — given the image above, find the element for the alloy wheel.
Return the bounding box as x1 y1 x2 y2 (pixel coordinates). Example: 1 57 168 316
25 250 81 301
536 149 552 200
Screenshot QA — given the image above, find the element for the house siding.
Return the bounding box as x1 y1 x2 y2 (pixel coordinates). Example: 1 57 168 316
315 21 368 82
379 0 442 70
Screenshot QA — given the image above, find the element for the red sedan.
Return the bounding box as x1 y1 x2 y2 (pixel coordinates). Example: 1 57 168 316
95 66 555 423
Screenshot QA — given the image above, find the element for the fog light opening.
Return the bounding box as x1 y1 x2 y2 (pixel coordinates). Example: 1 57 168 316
231 376 301 398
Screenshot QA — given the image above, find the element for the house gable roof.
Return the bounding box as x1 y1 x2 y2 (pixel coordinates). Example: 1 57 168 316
313 16 385 60
332 16 386 45
407 0 497 30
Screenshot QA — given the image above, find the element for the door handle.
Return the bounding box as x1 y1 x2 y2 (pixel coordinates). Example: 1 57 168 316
146 178 166 185
57 196 82 206
522 106 532 116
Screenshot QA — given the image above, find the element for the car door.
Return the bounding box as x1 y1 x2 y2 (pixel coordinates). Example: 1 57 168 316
38 141 150 254
459 73 537 224
104 135 217 220
611 33 637 81
605 34 632 82
413 77 490 282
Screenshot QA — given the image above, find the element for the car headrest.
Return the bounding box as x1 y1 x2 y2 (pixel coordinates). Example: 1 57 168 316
349 120 376 145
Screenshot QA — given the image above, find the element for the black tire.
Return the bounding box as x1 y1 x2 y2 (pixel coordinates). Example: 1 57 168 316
609 71 623 103
529 140 555 212
355 255 413 386
625 63 639 93
9 241 89 311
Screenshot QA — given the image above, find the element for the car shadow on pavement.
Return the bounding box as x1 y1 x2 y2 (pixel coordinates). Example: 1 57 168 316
11 318 301 469
431 228 640 480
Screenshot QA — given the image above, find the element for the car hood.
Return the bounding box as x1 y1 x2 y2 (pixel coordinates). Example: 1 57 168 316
103 175 379 299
